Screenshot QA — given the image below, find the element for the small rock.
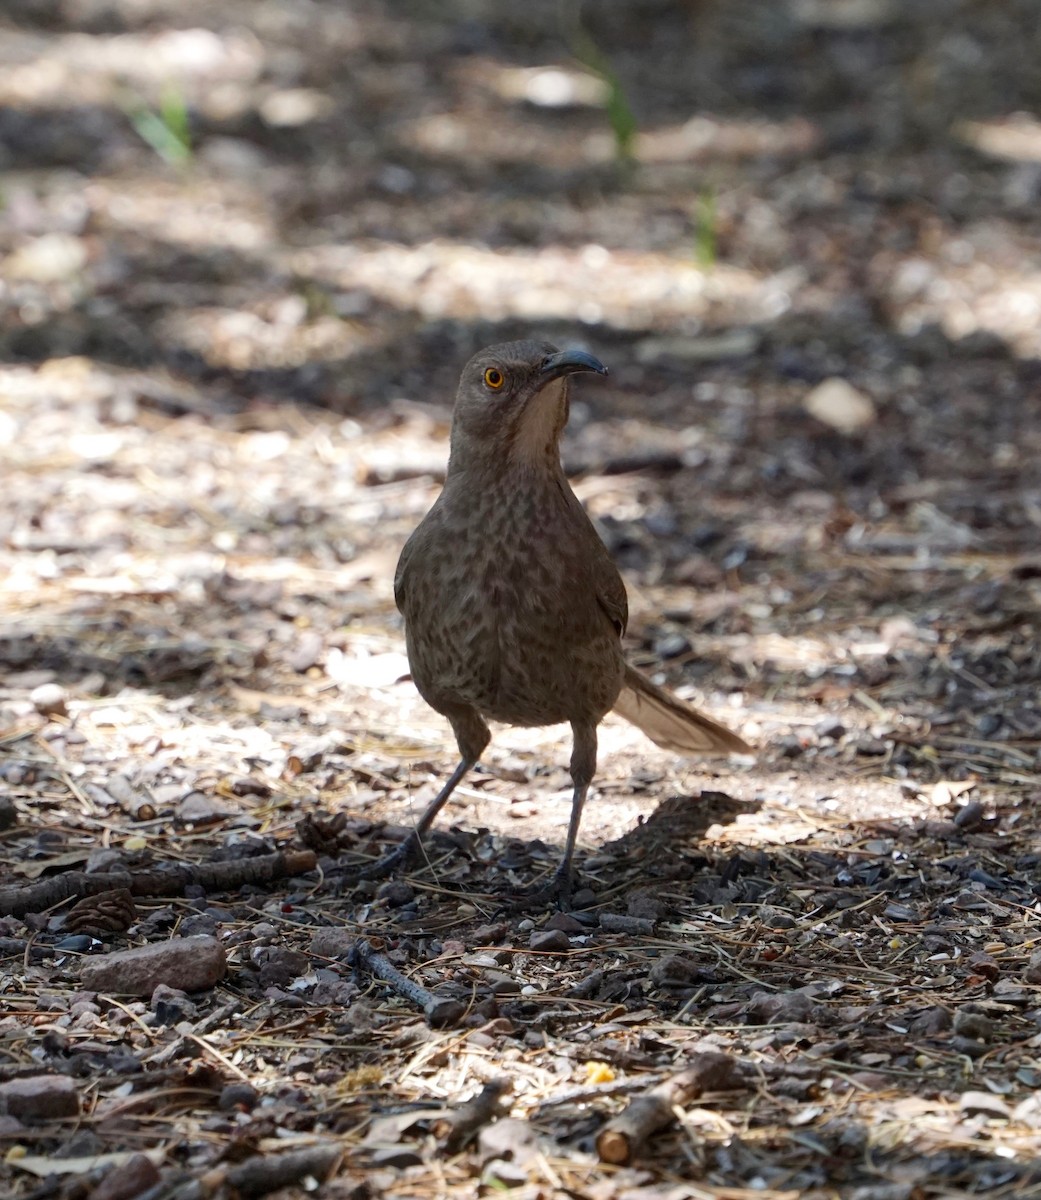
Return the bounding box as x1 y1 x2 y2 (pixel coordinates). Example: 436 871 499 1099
285 630 325 673
228 777 272 798
545 912 584 934
377 880 415 908
907 1006 952 1036
883 902 917 922
0 1075 80 1120
6 233 87 283
745 988 817 1024
1024 950 1041 984
761 907 797 929
369 1147 424 1168
219 1082 259 1112
965 952 999 982
953 1009 995 1041
649 955 699 986
627 893 666 921
254 947 310 987
653 632 691 659
854 736 889 756
484 971 521 995
1013 1093 1041 1127
815 717 846 740
472 922 508 944
529 929 570 954
79 935 226 996
776 734 805 759
91 1154 160 1200
975 712 1003 738
151 984 195 1024
30 683 68 718
311 928 357 959
177 792 229 824
803 377 877 433
959 1090 1011 1120
424 996 467 1028
954 801 985 830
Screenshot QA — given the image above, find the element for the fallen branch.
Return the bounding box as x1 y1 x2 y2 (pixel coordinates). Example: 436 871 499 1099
596 1051 740 1165
348 939 466 1028
433 1079 511 1151
224 1143 343 1196
0 850 316 918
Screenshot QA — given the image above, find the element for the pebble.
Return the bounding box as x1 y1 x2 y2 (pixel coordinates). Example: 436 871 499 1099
653 632 691 659
776 734 805 759
30 683 68 718
90 1154 160 1200
219 1083 259 1112
803 377 877 433
959 1090 1011 1120
529 929 570 954
854 736 889 756
377 880 415 908
545 912 584 934
953 801 985 830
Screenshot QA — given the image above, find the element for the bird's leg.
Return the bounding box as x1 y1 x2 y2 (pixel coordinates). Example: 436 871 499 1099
360 757 474 879
361 706 490 880
514 721 597 910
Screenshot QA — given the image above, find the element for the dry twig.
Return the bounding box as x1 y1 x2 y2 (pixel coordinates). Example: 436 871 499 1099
349 938 466 1028
596 1051 741 1165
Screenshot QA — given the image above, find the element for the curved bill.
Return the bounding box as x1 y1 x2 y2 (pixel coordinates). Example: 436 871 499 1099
540 348 608 380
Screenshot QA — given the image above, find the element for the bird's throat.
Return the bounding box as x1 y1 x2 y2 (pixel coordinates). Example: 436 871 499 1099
509 377 568 467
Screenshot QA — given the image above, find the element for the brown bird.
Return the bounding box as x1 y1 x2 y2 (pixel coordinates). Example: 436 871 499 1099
371 340 750 903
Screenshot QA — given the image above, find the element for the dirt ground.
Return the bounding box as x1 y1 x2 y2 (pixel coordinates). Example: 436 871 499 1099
2 1 1041 1197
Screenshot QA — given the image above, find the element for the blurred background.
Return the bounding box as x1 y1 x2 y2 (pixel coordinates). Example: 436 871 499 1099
1 0 1040 818
4 5 1041 1192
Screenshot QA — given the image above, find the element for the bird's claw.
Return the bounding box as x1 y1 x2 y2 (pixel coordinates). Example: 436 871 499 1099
507 865 576 912
358 834 420 881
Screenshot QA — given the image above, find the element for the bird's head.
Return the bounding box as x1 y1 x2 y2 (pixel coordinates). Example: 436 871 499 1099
448 340 607 471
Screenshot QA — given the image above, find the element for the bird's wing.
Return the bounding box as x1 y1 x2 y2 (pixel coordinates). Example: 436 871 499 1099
586 532 628 638
393 529 418 614
563 484 629 638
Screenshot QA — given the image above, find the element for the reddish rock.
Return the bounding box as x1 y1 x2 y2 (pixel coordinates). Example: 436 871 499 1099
79 935 226 996
91 1154 161 1200
0 1075 79 1120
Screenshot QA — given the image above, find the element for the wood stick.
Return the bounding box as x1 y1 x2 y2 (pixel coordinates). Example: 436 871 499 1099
349 939 466 1028
0 850 316 918
596 1051 739 1165
433 1079 511 1151
225 1143 343 1195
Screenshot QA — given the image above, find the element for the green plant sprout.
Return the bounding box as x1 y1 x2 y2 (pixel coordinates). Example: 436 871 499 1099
694 186 717 268
129 84 193 168
570 27 638 165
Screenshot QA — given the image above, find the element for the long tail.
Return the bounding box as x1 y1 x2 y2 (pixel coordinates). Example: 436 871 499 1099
612 663 751 756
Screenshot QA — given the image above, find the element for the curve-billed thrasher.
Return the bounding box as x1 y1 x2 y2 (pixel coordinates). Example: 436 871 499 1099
372 340 750 902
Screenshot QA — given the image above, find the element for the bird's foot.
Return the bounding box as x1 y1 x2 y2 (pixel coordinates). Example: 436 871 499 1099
358 833 420 881
508 864 576 912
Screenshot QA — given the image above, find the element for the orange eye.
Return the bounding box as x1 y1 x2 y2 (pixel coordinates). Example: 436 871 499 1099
483 367 505 390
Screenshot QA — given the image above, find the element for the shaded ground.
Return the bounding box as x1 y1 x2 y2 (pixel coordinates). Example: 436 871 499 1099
1 1 1041 1197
